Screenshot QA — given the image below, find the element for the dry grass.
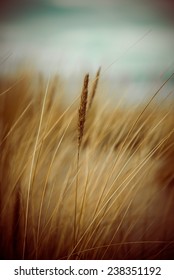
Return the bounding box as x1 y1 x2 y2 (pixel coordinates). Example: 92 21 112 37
0 71 174 260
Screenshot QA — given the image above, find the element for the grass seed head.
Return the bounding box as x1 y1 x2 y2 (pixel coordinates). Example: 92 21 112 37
78 73 89 149
88 66 101 110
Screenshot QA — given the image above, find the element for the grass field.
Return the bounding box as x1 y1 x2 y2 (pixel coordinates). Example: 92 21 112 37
0 70 174 259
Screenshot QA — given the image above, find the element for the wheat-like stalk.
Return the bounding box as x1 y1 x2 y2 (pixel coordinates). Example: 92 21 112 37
78 73 89 150
74 73 89 249
88 67 101 110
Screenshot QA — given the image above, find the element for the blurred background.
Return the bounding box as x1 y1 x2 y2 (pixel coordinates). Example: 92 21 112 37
0 0 174 101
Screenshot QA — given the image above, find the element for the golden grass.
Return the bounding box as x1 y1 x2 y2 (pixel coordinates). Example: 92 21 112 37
0 71 174 260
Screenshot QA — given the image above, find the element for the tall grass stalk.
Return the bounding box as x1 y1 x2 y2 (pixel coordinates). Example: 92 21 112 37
74 74 89 247
22 77 50 259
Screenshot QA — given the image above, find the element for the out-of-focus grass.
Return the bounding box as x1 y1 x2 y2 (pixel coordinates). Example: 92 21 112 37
0 71 174 260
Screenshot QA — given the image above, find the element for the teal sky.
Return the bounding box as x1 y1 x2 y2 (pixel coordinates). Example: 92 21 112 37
1 0 174 83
